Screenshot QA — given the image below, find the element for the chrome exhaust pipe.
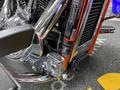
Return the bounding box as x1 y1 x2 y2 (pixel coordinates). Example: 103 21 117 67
35 0 63 35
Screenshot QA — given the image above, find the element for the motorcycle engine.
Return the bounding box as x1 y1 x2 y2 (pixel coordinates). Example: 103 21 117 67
0 0 72 78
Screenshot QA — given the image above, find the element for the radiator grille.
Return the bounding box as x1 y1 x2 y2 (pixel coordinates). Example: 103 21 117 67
79 0 104 45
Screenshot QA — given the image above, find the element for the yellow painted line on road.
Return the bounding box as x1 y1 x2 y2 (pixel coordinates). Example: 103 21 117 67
88 86 93 90
97 73 120 90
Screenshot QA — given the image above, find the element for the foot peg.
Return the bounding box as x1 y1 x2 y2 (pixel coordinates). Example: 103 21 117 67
100 26 115 34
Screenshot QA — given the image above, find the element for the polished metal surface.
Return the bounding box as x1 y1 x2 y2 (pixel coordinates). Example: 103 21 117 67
35 0 63 35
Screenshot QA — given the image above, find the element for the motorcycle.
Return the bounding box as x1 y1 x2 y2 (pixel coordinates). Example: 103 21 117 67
0 0 110 82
